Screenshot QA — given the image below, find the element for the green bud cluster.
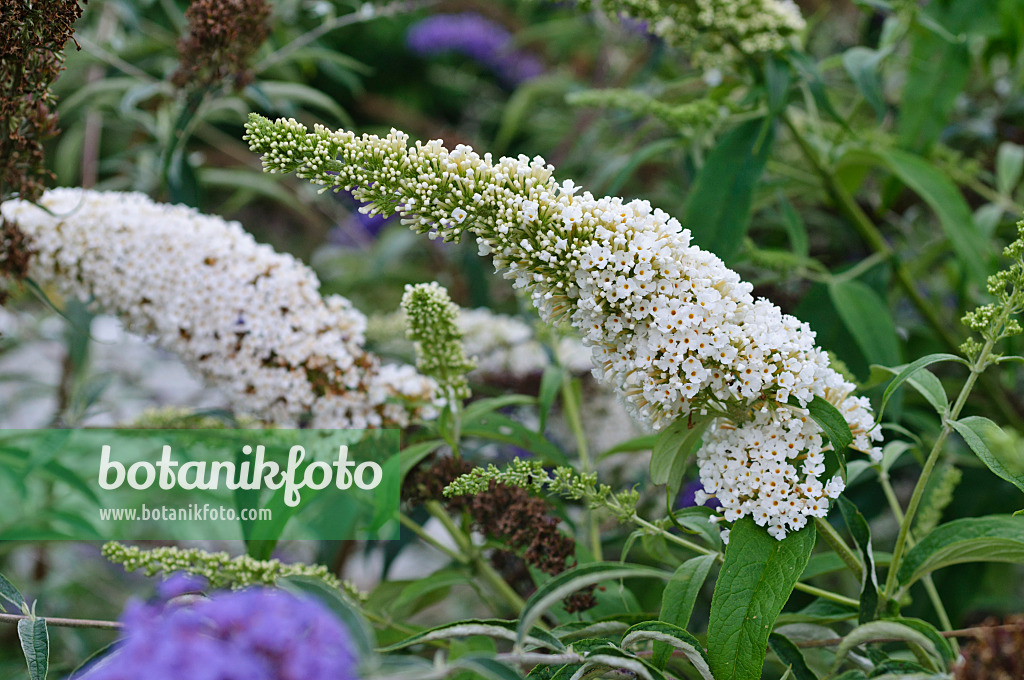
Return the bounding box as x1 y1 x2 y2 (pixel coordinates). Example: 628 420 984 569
960 219 1024 361
567 90 723 135
443 457 639 523
101 542 360 597
401 282 475 403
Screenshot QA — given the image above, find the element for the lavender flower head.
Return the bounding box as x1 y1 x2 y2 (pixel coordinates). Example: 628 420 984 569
156 572 208 600
407 13 544 85
76 588 358 680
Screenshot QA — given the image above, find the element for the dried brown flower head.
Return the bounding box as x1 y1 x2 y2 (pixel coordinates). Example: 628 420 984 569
955 615 1024 680
405 456 596 613
0 0 85 202
0 217 32 302
171 0 272 92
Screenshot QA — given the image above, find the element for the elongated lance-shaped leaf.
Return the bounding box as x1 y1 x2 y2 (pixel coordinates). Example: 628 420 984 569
18 618 48 680
621 621 714 680
875 353 964 422
829 620 943 674
837 497 879 623
897 515 1024 587
707 518 816 680
380 619 564 652
950 417 1024 496
650 416 711 496
516 563 672 646
767 633 818 680
653 554 717 669
0 572 26 612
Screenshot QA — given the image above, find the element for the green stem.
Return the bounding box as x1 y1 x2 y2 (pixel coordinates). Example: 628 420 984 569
813 517 862 580
879 452 959 651
399 512 469 564
883 337 993 598
425 501 525 612
562 376 603 561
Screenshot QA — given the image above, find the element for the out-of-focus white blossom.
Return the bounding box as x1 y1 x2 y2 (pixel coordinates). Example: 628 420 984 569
367 306 592 381
1 188 438 428
582 0 804 67
247 115 883 537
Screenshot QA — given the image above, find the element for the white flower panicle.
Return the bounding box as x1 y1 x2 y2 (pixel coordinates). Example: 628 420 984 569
400 282 475 402
246 114 883 538
0 188 438 428
580 0 804 67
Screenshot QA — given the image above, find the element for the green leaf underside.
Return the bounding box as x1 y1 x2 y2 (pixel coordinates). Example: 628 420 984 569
950 417 1024 496
621 621 713 680
18 618 48 680
516 563 671 646
707 518 816 680
380 619 563 652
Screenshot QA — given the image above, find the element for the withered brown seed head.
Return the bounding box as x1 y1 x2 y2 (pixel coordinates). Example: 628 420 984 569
955 615 1024 680
1 0 85 202
171 0 272 92
404 456 596 613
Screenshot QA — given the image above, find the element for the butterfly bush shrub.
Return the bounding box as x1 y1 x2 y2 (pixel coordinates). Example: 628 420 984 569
2 0 1024 679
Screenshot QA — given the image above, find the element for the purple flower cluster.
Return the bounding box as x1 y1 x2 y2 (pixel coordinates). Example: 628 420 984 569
76 588 358 680
406 13 544 85
156 572 208 600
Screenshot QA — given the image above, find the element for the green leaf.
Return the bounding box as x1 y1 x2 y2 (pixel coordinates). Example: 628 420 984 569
621 621 713 680
253 81 350 125
0 572 26 612
896 515 1024 586
842 47 889 119
399 439 444 481
886 617 955 666
538 365 565 433
875 353 965 422
684 118 775 262
837 497 879 623
18 618 48 680
830 620 942 674
779 193 809 258
650 417 711 496
516 563 671 646
653 554 717 669
451 654 525 680
786 52 848 128
897 6 970 153
277 576 375 658
765 56 793 116
997 142 1024 195
707 518 816 680
580 645 664 680
829 279 902 370
380 619 563 652
767 633 818 680
871 149 991 287
461 412 568 466
803 396 853 479
950 416 1024 495
599 434 659 459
